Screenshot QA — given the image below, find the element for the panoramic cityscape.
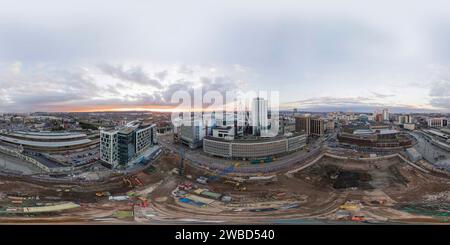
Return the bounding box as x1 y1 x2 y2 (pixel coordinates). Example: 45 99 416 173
2 1 450 241
0 106 450 224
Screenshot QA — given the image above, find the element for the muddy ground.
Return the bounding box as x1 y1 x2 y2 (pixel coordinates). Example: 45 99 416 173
1 152 450 223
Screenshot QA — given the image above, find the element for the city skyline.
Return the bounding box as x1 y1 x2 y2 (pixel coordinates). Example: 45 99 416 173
2 0 450 113
3 0 450 234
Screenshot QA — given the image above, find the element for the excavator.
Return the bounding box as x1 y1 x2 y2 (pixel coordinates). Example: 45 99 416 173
224 180 247 191
123 177 133 188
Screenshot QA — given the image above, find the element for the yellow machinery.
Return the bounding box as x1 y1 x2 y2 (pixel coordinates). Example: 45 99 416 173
224 180 247 191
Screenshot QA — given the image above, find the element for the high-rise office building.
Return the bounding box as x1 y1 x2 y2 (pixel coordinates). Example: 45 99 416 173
310 118 325 136
295 115 311 135
382 108 389 121
398 115 413 124
295 115 324 136
117 127 136 165
251 97 268 136
100 122 157 167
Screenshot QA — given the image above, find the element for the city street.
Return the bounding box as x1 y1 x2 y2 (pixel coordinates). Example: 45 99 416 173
157 133 323 174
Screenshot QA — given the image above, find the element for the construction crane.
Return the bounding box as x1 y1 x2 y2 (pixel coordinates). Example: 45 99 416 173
179 146 185 177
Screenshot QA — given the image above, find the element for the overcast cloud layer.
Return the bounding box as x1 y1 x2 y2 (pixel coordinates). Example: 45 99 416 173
1 0 450 113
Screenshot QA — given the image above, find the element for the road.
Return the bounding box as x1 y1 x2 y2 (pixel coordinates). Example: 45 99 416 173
0 152 42 175
157 134 325 174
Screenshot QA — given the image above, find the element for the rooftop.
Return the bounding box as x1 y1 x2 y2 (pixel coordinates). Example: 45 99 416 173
352 129 398 135
5 131 87 140
375 129 398 135
0 135 92 148
353 129 373 135
205 132 306 143
118 126 138 135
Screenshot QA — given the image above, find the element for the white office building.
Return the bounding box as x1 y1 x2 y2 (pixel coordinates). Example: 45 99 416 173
251 97 269 136
427 118 448 128
382 108 389 121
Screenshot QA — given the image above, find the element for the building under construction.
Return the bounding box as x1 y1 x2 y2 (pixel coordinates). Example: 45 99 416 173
337 128 413 149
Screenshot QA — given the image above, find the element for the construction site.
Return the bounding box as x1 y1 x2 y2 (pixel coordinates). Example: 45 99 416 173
2 141 450 224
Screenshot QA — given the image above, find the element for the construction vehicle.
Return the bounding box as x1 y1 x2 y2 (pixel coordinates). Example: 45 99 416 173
95 191 111 197
224 180 241 186
351 215 365 222
224 180 247 191
137 197 149 208
340 202 361 211
123 177 133 188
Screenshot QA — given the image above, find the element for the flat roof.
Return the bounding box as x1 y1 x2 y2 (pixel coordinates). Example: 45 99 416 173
14 131 81 136
6 131 87 140
353 129 373 135
376 129 398 135
118 126 137 135
424 129 448 138
0 135 92 148
205 133 306 143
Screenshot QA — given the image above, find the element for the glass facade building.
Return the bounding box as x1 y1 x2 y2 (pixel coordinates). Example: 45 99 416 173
118 129 136 165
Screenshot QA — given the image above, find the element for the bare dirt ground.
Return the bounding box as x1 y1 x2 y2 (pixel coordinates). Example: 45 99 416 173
1 152 450 224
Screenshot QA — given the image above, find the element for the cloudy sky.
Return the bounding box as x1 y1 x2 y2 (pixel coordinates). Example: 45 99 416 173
1 0 450 113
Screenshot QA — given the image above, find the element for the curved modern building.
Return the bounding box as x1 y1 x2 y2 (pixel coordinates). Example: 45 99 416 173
0 130 98 152
337 129 413 148
203 133 307 159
